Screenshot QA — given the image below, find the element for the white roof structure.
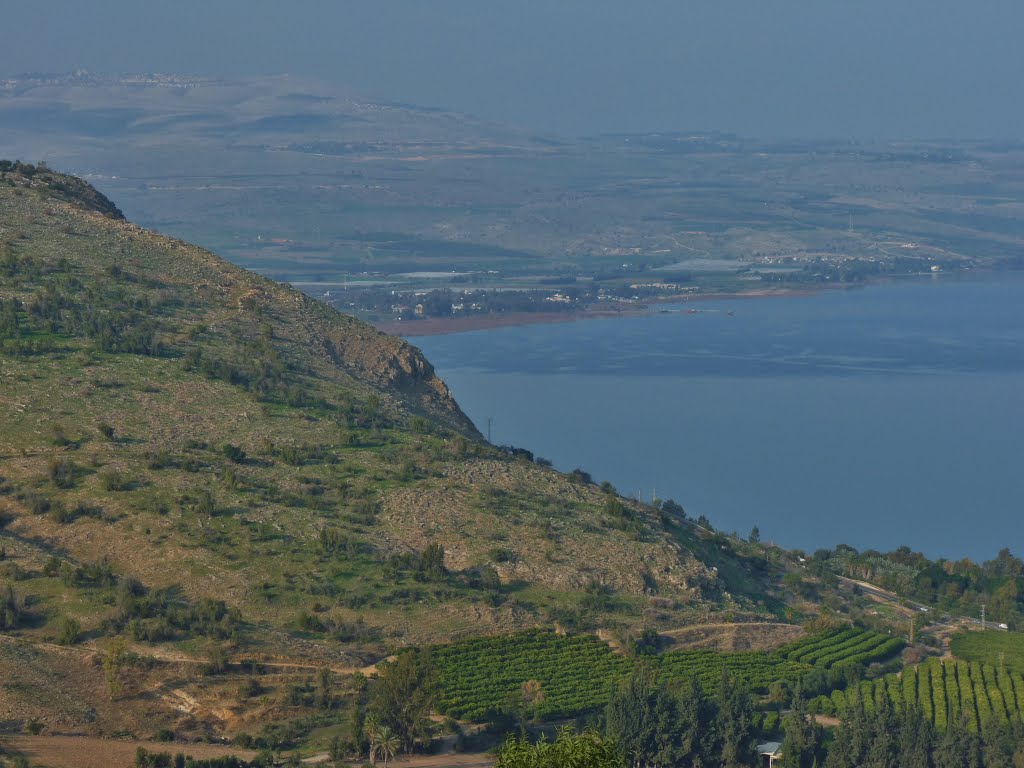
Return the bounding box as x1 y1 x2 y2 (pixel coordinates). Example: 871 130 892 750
756 741 783 766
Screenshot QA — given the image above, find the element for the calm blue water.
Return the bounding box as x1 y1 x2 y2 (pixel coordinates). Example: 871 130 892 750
411 274 1024 561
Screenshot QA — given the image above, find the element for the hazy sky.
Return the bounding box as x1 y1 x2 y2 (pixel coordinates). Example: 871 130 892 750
3 0 1022 139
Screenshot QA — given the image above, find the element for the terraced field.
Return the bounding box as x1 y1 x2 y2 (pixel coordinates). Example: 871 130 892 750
774 626 906 668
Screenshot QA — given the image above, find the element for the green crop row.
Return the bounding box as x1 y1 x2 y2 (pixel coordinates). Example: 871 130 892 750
816 658 1024 732
776 627 863 662
433 630 816 722
775 626 903 669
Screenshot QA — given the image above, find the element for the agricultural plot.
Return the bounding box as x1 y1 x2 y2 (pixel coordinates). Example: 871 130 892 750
432 631 631 721
654 649 808 694
774 626 905 669
433 626 904 722
821 658 1024 732
951 631 1024 673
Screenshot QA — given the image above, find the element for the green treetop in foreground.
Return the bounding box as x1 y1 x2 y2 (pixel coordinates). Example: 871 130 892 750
496 727 622 768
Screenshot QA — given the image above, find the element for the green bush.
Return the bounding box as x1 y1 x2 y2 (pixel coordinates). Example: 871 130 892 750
22 490 51 514
48 457 76 489
222 444 247 463
99 468 127 491
57 615 82 645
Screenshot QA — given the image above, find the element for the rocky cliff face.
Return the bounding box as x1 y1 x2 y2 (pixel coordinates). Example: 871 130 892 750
296 293 481 436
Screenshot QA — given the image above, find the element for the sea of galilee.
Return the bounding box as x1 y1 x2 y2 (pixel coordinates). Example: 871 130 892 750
414 272 1024 560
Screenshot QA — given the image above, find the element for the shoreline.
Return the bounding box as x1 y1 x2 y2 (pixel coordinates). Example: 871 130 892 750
372 287 820 338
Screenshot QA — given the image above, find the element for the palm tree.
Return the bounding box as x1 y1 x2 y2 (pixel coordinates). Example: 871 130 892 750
377 724 400 768
365 716 380 765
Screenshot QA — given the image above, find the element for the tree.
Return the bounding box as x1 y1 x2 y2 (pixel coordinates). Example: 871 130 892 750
605 663 659 767
103 636 130 699
0 584 24 629
368 650 439 753
782 687 821 768
676 674 717 766
365 716 380 764
316 666 333 710
419 543 446 580
660 498 685 519
515 679 545 734
376 725 400 768
496 726 623 768
716 670 756 768
606 663 712 768
749 526 761 544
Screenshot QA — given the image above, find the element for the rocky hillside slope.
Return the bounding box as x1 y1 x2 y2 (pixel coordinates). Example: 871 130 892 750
0 165 786 733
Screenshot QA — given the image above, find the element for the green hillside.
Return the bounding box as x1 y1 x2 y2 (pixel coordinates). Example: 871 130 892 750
0 163 795 738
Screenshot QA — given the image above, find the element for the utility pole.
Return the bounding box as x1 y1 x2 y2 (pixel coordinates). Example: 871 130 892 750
486 417 492 444
982 604 986 630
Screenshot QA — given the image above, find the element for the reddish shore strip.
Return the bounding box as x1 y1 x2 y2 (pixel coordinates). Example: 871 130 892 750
373 288 816 338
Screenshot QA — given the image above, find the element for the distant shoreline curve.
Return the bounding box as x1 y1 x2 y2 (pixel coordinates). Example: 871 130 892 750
372 287 820 338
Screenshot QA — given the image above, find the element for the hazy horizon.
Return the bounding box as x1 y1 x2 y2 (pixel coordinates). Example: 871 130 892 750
2 0 1023 140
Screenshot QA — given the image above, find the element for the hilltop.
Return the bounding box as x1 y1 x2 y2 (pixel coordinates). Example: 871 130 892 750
0 165 792 738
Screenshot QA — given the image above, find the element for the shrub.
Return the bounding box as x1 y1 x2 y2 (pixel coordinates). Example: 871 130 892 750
203 644 230 676
99 469 127 491
48 457 76 489
49 502 73 523
50 424 69 447
146 450 173 470
57 615 82 645
0 584 25 629
71 500 103 520
222 444 246 463
196 490 217 516
22 490 50 515
488 547 516 564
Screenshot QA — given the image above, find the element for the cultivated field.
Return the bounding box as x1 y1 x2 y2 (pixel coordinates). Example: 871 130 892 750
951 631 1024 673
434 626 904 721
821 657 1024 732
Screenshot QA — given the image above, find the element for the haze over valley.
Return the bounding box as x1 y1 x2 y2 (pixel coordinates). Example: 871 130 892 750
1 4 1024 765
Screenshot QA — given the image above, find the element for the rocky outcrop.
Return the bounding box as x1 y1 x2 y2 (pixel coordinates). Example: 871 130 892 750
0 161 124 219
289 292 481 437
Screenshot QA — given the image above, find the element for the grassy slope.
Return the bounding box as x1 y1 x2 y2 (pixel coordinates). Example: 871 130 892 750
0 167 789 663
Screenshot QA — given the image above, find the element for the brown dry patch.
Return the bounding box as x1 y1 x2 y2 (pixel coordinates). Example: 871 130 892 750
378 458 715 601
5 736 256 768
380 754 495 768
660 622 805 652
0 636 194 735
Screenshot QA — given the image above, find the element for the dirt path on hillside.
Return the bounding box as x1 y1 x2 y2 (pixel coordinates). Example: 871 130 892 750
659 622 805 652
367 754 494 767
0 633 388 677
300 752 494 767
128 643 391 676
